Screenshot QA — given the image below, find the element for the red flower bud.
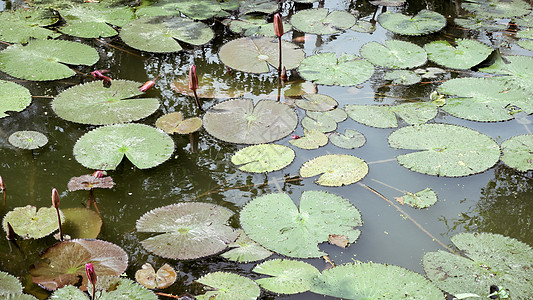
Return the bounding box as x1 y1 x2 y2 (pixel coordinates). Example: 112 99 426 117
188 65 198 91
291 134 300 140
273 13 284 38
51 188 60 209
85 263 97 286
92 170 104 178
139 80 155 92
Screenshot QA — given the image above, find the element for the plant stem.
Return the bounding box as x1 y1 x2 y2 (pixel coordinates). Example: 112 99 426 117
55 207 63 241
278 36 282 83
193 89 203 112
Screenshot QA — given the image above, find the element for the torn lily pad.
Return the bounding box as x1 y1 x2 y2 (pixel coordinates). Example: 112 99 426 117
253 259 320 294
228 14 291 37
360 40 427 69
289 130 328 150
8 131 48 150
231 144 294 173
395 188 437 208
299 53 374 86
0 80 32 119
378 10 446 36
300 154 368 186
295 94 338 111
290 8 356 35
135 263 177 289
462 0 531 18
500 134 533 172
329 129 365 149
0 9 59 43
221 229 273 263
196 272 260 300
424 39 493 69
155 112 202 134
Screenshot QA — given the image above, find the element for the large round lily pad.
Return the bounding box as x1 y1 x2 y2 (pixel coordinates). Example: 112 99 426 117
221 229 272 263
500 134 533 172
203 99 298 144
290 8 356 35
2 205 63 239
73 124 174 170
240 190 362 258
388 124 500 177
0 80 32 119
378 10 446 36
298 53 374 86
136 202 238 260
0 9 59 43
424 39 493 69
300 154 368 186
196 272 260 300
253 259 320 294
231 144 295 173
360 40 427 69
8 131 48 150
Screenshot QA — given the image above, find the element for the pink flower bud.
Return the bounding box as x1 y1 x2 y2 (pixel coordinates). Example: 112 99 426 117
189 65 198 91
85 263 97 286
291 134 300 139
51 188 60 209
92 170 104 178
139 80 155 92
273 13 284 38
281 66 287 81
0 175 4 191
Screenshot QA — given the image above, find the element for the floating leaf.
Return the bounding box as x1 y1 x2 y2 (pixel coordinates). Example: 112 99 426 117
414 67 446 79
390 102 439 125
500 134 533 172
378 10 446 36
300 154 368 186
231 144 295 173
384 70 421 85
329 129 365 149
301 114 337 133
289 130 328 150
423 232 533 299
290 8 356 35
298 53 374 86
135 263 177 289
196 272 260 300
0 40 99 81
480 55 533 93
171 74 244 99
171 0 238 20
73 123 174 170
58 4 135 38
98 278 158 300
155 112 202 134
203 99 298 144
454 17 507 31
68 174 115 191
369 0 406 6
307 108 347 123
424 39 493 69
2 205 62 239
0 80 32 119
253 259 320 294
518 39 533 51
240 190 362 258
360 40 427 69
295 94 338 111
351 20 376 33
238 0 278 15
221 229 272 263
61 208 102 239
218 37 305 73
346 105 397 128
462 0 531 18
136 202 238 260
228 14 290 37
8 131 48 150
0 271 23 296
395 188 437 208
0 9 59 43
388 124 500 177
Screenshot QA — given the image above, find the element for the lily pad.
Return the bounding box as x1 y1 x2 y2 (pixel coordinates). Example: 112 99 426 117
0 40 99 81
329 129 366 149
395 187 437 208
172 0 238 20
424 39 493 69
203 99 298 144
462 0 531 18
307 108 347 123
423 232 533 299
221 229 273 263
155 112 202 134
73 123 174 170
454 17 507 31
231 144 295 173
253 259 320 294
0 80 32 119
384 70 422 85
480 55 533 93
500 134 533 172
301 114 337 133
388 124 500 177
369 0 406 6
68 174 115 191
518 39 533 51
61 208 102 239
295 94 338 111
51 278 157 299
58 4 135 38
378 10 446 36
240 190 362 258
298 53 374 86
228 14 290 37
238 0 278 15
2 205 62 239
0 9 59 43
300 154 368 186
8 131 48 150
0 271 23 296
136 202 238 260
196 272 260 300
135 263 177 289
348 102 438 128
290 8 356 35
289 130 328 150
218 37 305 73
360 40 427 69
120 16 214 53
171 74 244 99
351 20 376 33
414 67 446 79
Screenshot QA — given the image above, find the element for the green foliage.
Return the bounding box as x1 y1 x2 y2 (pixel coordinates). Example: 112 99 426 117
298 53 374 86
378 10 446 36
196 272 260 300
228 15 291 37
155 112 202 134
2 205 62 239
0 271 23 297
301 114 337 133
360 40 427 69
290 8 356 35
500 135 533 171
0 80 32 118
329 129 366 149
384 70 422 85
221 229 272 263
289 130 328 150
0 9 59 43
396 188 437 208
480 55 533 93
253 259 320 294
295 94 338 111
424 39 493 69
462 0 531 18
300 154 369 186
8 131 47 150
346 102 437 128
231 144 295 173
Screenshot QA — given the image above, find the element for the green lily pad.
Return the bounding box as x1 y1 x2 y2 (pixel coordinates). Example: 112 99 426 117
290 8 356 35
73 123 174 170
61 208 102 239
49 285 87 299
172 0 238 20
307 108 347 123
295 94 338 111
454 17 508 31
289 130 328 150
30 239 128 291
0 80 32 118
384 70 422 85
135 0 182 17
518 39 533 51
424 39 493 69
221 229 273 263
136 202 238 260
423 232 533 299
300 154 368 186
501 134 533 172
378 10 446 36
0 40 99 81
480 55 533 93
120 16 214 53
298 53 374 86
369 0 406 6
391 102 439 125
253 259 320 294
240 190 362 258
51 277 157 299
462 0 531 18
196 272 260 300
388 124 500 177
360 40 427 69
218 37 305 73
8 131 47 150
238 0 278 15
0 9 59 43
231 144 295 173
0 271 23 296
329 129 366 149
351 20 376 33
345 105 397 128
311 262 443 299
203 99 298 144
302 114 337 133
228 15 291 37
414 67 446 79
2 205 62 239
155 112 202 134
395 187 437 208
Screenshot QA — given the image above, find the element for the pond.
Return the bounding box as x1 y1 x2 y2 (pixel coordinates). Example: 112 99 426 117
0 0 532 299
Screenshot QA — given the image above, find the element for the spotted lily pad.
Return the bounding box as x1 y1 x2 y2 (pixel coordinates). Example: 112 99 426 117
73 124 174 170
480 55 533 93
58 4 135 38
395 188 437 208
61 208 102 239
221 229 272 263
388 124 500 177
231 144 295 173
135 263 177 289
8 131 48 150
253 259 320 294
424 39 493 69
360 40 427 69
2 205 61 239
0 9 59 43
196 272 260 300
298 53 374 86
300 154 368 186
155 112 202 134
378 10 446 36
501 134 533 172
289 130 328 150
136 202 238 260
0 271 23 297
462 0 531 18
384 70 421 85
228 14 290 36
290 8 356 35
329 129 365 149
295 94 338 111
0 80 32 119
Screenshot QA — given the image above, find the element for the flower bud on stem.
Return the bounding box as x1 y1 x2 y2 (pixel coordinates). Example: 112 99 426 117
52 188 63 241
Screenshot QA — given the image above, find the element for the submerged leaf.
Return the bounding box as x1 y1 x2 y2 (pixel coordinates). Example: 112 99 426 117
196 272 260 300
253 259 320 294
424 39 493 69
2 205 62 239
360 40 427 69
383 70 422 85
68 174 115 191
8 131 48 150
378 10 446 36
290 8 356 35
231 144 295 173
500 134 533 172
0 9 59 43
221 229 273 263
300 154 368 186
0 80 32 119
298 53 374 86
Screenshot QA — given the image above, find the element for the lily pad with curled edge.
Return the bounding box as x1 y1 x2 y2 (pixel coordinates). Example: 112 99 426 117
423 232 533 299
196 272 260 300
437 77 533 122
203 99 298 144
253 259 320 294
298 53 374 86
454 17 507 31
218 37 305 73
221 229 273 263
307 108 347 123
360 40 427 69
295 94 337 111
136 202 238 260
289 130 328 150
240 190 362 258
0 80 32 119
8 131 48 150
30 239 128 291
388 124 500 177
300 154 368 186
2 205 62 239
120 16 214 53
290 8 356 35
58 4 135 38
395 188 437 209
61 208 102 239
378 10 446 36
501 134 533 172
238 0 278 15
384 70 421 85
424 39 493 70
231 144 295 173
480 55 533 93
0 271 23 297
329 129 365 149
135 263 177 289
311 262 444 299
0 40 99 81
462 0 531 19
0 9 59 43
228 14 291 37
155 112 202 134
73 123 174 170
302 115 337 133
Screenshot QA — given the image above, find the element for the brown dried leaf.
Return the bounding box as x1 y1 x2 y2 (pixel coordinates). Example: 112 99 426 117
135 263 177 289
67 174 115 191
394 196 405 205
328 234 349 248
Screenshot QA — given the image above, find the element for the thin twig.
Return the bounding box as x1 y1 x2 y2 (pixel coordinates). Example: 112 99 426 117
155 292 181 299
95 39 143 58
370 178 407 194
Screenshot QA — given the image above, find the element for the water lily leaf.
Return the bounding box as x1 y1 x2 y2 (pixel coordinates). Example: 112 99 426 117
424 39 493 69
437 77 533 122
462 0 531 18
136 202 238 260
501 134 533 172
307 108 347 123
0 271 23 296
329 129 365 149
171 0 238 20
8 131 48 150
0 40 99 81
423 232 533 299
300 154 368 186
238 0 278 15
221 229 273 263
73 123 174 170
369 0 406 6
518 39 533 51
196 272 260 300
98 278 158 300
0 9 59 43
253 259 320 294
289 130 328 150
231 144 295 173
203 99 298 144
311 262 443 299
240 190 362 258
350 20 376 33
0 80 32 119
346 105 398 128
135 263 177 289
49 286 88 300
218 37 305 73
480 55 533 93
302 114 337 133
229 14 291 36
414 66 446 79
454 17 507 31
390 102 439 125
395 187 437 208
384 70 421 85
298 53 374 86
171 74 244 98
58 4 135 38
378 10 446 36
68 174 115 191
120 16 214 53
290 8 356 35
2 205 62 239
30 239 128 291
61 208 102 239
155 112 202 134
388 124 500 177
360 40 427 69
295 94 338 111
